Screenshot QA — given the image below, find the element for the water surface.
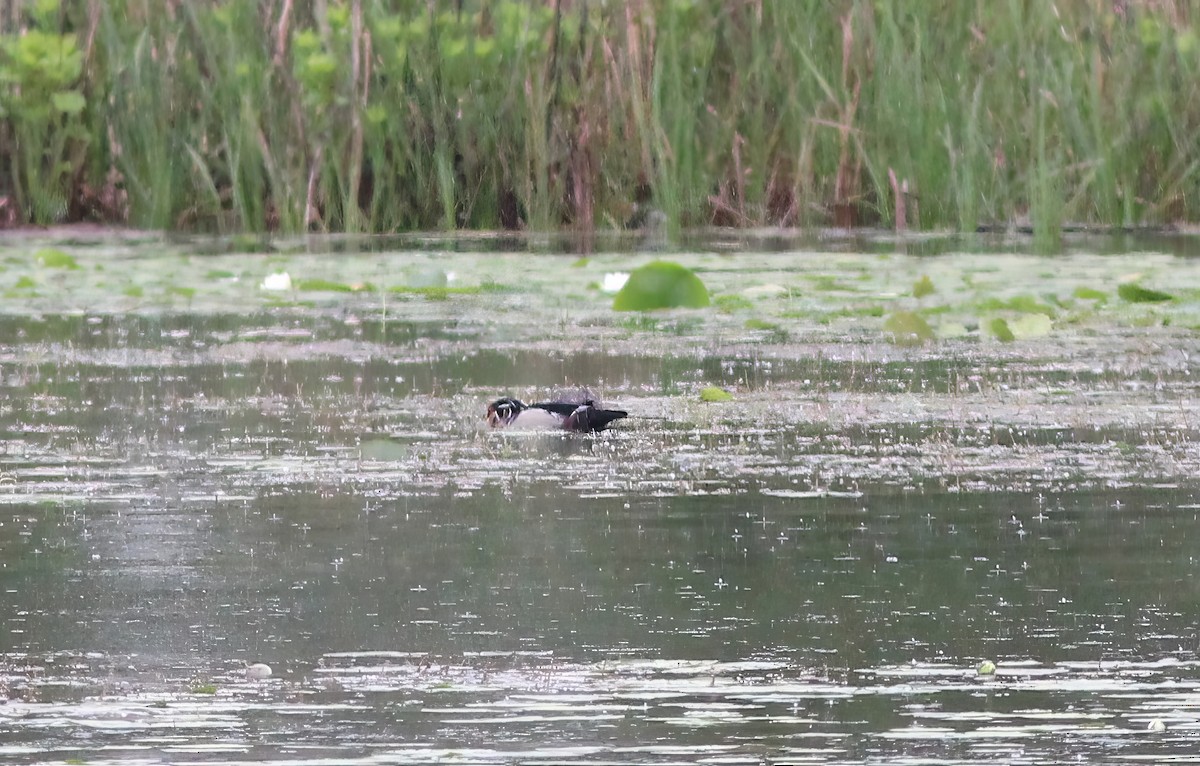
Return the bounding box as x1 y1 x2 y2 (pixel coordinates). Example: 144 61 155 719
1 233 1199 763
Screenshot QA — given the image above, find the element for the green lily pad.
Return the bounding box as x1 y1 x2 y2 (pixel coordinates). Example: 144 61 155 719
700 386 733 402
35 248 79 269
883 310 934 345
1008 312 1053 338
988 318 1015 342
744 318 779 331
936 321 970 338
1118 283 1173 303
296 278 355 292
612 260 710 311
913 275 935 298
1073 286 1106 301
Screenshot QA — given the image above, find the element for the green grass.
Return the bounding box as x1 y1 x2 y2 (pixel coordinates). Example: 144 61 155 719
1 0 1197 235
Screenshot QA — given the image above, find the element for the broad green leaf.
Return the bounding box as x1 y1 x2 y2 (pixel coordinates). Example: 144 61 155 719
936 321 969 338
883 310 934 345
296 278 355 292
1118 283 1173 303
912 275 935 298
700 386 733 402
988 318 1015 342
1008 313 1053 338
35 248 79 269
613 260 710 311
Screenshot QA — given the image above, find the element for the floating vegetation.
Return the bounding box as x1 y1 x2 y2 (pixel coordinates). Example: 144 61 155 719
1118 283 1174 303
987 318 1016 342
699 386 734 402
912 275 935 298
295 278 374 293
883 310 934 345
612 260 710 311
1007 313 1054 338
744 317 789 341
35 248 79 269
389 284 508 300
976 295 1058 317
1073 286 1107 302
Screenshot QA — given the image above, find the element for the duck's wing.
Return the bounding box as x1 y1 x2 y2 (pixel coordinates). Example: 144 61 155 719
564 404 628 433
529 401 583 418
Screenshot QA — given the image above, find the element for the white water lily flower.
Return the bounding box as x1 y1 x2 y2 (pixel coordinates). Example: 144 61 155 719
260 272 292 291
602 272 630 293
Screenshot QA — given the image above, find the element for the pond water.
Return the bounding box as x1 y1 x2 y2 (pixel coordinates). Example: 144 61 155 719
2 231 1200 764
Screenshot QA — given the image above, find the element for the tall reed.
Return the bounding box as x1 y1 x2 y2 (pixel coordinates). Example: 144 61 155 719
0 0 1194 235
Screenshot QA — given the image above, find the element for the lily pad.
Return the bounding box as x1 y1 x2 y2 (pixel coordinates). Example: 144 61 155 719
882 310 934 345
296 278 356 293
1118 283 1173 303
612 260 710 311
912 275 935 298
1008 312 1053 338
744 318 780 331
1073 286 1106 301
936 321 970 338
700 386 733 402
987 318 1015 342
35 248 79 269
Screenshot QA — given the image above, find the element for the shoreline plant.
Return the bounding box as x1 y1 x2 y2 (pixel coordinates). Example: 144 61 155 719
0 0 1195 237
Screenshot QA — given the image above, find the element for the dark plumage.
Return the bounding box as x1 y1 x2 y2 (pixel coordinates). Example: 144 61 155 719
485 396 627 433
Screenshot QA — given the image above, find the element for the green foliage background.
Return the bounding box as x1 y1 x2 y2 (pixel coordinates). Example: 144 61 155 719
0 0 1198 234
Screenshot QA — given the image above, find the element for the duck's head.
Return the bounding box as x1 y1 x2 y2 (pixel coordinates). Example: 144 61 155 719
485 397 526 428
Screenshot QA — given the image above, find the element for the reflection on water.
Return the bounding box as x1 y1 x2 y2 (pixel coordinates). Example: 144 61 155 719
2 246 1200 764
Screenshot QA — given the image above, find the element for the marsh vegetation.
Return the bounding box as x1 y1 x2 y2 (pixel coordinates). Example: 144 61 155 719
0 0 1198 238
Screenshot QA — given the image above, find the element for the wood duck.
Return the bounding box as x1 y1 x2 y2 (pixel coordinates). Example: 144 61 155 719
485 396 628 433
